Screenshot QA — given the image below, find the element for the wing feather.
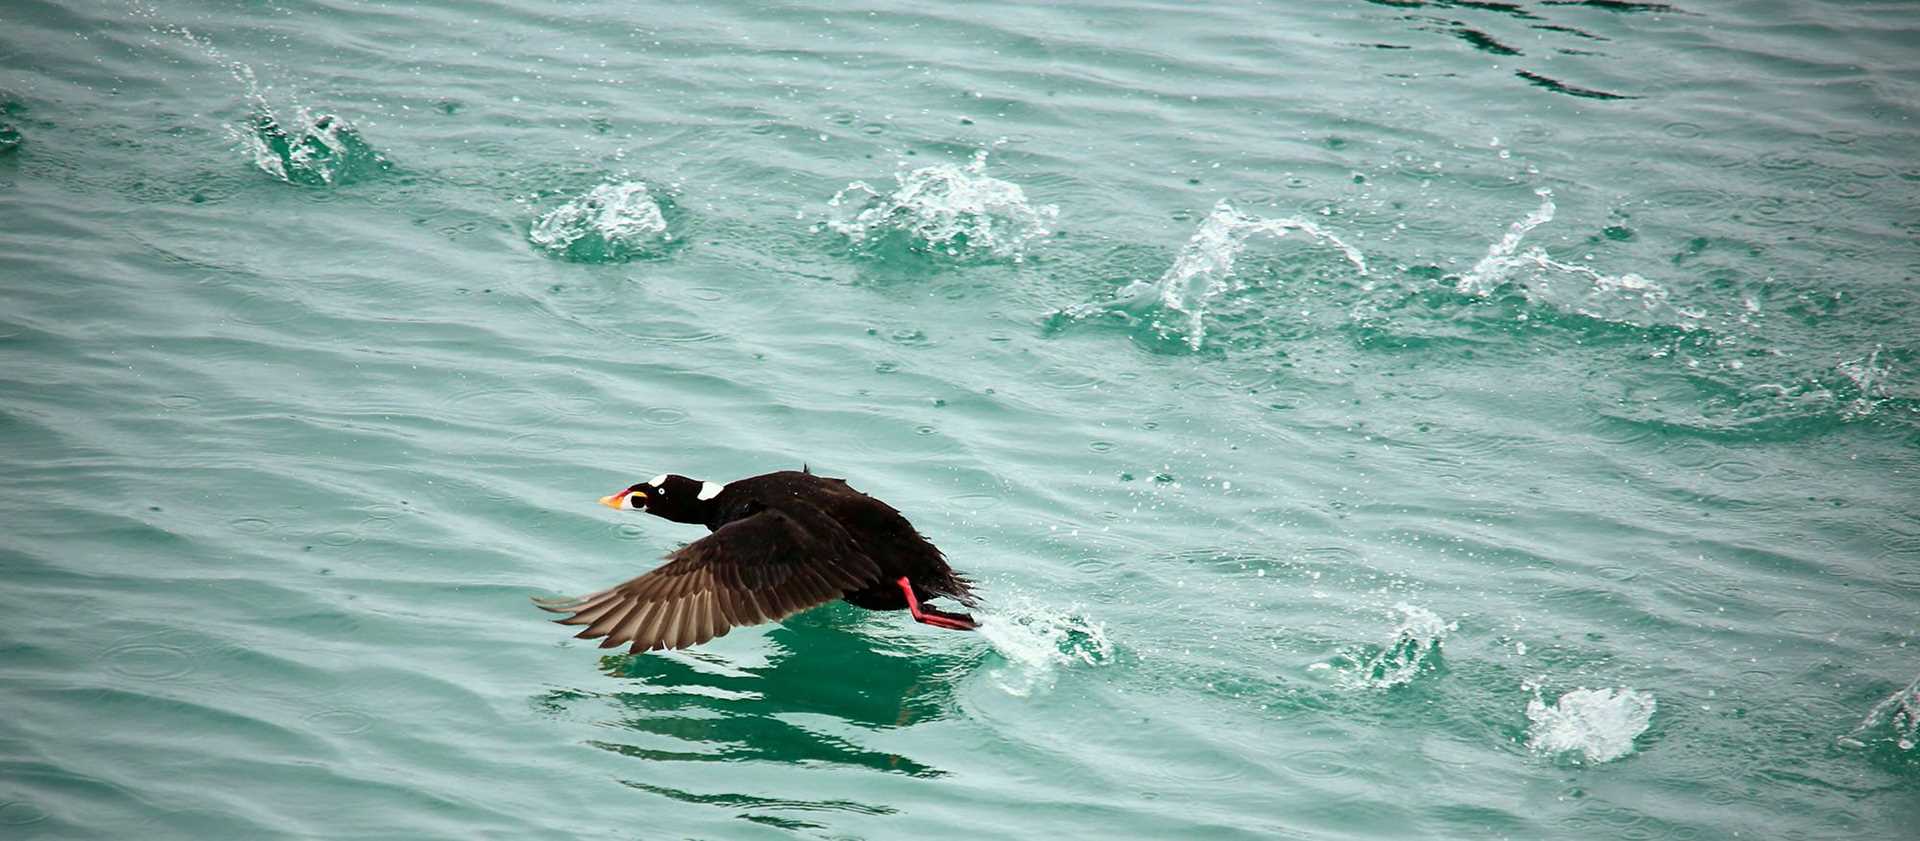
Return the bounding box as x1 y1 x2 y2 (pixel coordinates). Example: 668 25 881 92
704 592 729 641
664 598 693 650
558 598 622 627
535 505 883 652
581 600 638 638
636 597 672 650
686 595 712 648
685 594 709 647
608 600 654 648
710 583 741 627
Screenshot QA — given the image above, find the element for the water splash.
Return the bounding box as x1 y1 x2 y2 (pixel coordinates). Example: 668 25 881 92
529 181 671 263
232 104 386 187
1525 686 1657 763
1325 603 1452 690
1452 189 1696 328
1059 201 1368 350
1840 669 1920 752
975 597 1113 697
140 13 386 186
1836 346 1891 420
1457 188 1557 295
824 149 1057 262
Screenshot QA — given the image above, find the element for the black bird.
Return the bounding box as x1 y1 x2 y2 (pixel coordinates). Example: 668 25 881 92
534 469 980 653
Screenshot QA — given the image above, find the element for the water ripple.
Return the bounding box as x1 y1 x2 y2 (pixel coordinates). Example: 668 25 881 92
102 641 197 681
0 800 49 827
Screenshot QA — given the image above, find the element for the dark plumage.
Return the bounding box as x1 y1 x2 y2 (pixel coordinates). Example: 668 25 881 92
533 469 979 653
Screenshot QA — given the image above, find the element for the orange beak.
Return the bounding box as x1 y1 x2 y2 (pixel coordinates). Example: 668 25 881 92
599 490 642 509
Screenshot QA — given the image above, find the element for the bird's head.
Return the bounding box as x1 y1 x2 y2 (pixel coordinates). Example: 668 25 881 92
601 474 725 524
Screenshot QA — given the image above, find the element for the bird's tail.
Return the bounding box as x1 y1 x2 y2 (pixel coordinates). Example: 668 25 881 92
935 571 980 608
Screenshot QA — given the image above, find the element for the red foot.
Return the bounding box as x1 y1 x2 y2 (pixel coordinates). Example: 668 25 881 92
897 576 977 631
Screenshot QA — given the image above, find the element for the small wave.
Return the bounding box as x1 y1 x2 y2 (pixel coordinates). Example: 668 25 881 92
1673 344 1906 432
1525 686 1657 763
1323 602 1452 690
529 181 672 263
824 148 1057 262
1839 669 1919 752
975 597 1113 697
1058 201 1368 350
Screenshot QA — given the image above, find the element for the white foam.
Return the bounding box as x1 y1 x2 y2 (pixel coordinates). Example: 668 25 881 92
1329 602 1452 690
975 596 1113 697
1840 669 1919 751
825 148 1057 262
529 181 670 261
1526 686 1657 763
1063 200 1367 349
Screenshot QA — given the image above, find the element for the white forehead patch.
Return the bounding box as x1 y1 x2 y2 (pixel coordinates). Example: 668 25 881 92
647 473 668 487
697 481 724 501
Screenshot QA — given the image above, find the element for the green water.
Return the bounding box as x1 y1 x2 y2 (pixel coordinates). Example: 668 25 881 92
3 1 1918 838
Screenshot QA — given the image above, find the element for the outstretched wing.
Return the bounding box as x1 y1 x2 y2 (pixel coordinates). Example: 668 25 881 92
532 506 883 652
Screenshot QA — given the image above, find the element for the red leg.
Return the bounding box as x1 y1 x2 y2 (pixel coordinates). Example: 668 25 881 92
896 577 976 630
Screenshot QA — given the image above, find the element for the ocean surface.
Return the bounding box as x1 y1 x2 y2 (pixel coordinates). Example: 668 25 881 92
2 1 1917 838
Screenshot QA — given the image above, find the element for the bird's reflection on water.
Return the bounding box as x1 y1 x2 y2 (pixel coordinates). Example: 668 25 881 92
1356 0 1652 99
616 780 896 833
537 606 983 826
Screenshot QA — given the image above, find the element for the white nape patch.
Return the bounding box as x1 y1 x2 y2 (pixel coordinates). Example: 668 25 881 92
647 473 668 488
697 481 724 501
